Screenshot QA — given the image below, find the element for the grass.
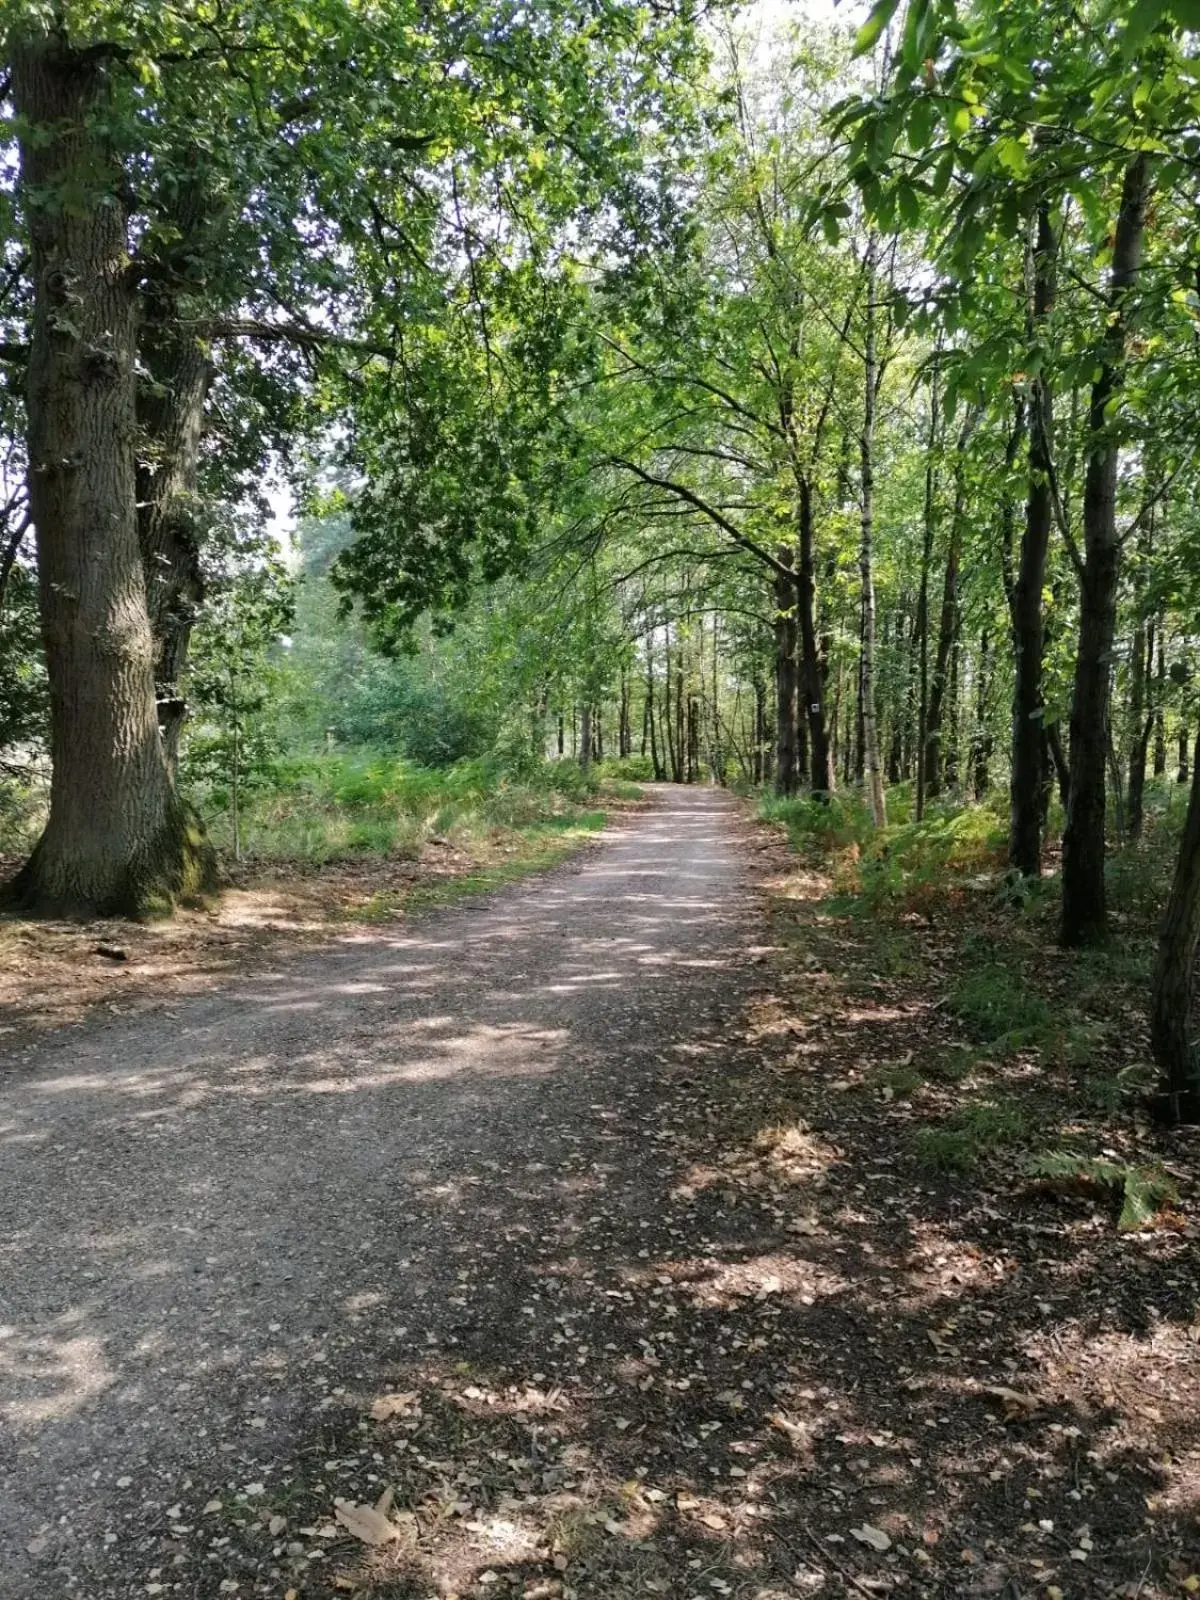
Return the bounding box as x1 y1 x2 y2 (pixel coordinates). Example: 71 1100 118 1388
914 1097 1031 1173
196 751 623 868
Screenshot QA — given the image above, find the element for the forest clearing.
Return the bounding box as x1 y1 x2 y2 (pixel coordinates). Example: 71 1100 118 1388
4 0 1200 1594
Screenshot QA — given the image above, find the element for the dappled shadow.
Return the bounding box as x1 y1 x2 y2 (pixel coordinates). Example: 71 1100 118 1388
0 787 762 1596
2 788 1196 1598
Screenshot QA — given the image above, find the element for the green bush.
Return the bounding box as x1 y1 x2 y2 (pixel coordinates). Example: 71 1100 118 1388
948 963 1051 1042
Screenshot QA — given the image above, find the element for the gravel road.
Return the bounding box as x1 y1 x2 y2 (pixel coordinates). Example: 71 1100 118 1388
0 786 758 1598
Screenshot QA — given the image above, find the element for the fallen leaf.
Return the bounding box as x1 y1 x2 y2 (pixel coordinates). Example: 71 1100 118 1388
333 1496 411 1546
370 1392 419 1421
984 1385 1040 1420
850 1524 891 1552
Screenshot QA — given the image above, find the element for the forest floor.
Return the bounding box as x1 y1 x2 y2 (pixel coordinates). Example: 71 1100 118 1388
1 786 1198 1600
0 807 616 1052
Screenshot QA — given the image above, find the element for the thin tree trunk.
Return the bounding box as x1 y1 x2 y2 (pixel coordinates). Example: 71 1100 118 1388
859 236 886 826
972 631 993 797
1128 618 1154 842
774 549 799 796
1062 155 1153 947
6 34 213 917
579 703 593 771
1010 202 1056 874
1150 724 1200 1122
915 368 939 820
796 480 832 797
925 418 970 800
1153 623 1168 775
753 677 766 784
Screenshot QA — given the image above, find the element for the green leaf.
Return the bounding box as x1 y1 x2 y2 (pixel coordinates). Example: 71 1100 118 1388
854 0 902 57
907 96 937 151
947 100 972 139
900 0 932 74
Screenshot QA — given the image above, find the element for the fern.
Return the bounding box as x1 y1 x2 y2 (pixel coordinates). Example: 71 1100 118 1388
1026 1151 1178 1231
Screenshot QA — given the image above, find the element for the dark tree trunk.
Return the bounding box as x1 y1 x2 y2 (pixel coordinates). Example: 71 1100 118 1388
1010 203 1056 875
1179 726 1190 785
1128 619 1153 842
1150 726 1200 1121
558 712 565 757
579 703 593 771
1062 155 1152 947
796 481 832 797
915 373 939 820
1046 722 1070 811
887 610 905 785
972 631 993 797
1153 623 1168 775
774 549 799 796
752 677 766 784
859 235 886 826
7 34 213 918
924 509 962 800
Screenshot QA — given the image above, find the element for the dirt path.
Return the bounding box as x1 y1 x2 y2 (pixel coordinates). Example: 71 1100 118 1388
4 789 1197 1600
0 787 767 1599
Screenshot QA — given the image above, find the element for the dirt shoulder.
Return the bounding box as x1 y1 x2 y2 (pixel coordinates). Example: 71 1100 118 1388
0 810 622 1053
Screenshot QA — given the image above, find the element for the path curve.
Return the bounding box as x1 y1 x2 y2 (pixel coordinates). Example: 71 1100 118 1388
0 786 759 1598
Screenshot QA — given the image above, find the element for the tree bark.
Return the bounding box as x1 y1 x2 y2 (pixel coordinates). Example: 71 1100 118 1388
1010 202 1056 875
925 435 967 801
578 702 593 771
972 630 993 797
1150 725 1200 1121
136 177 215 772
859 236 886 827
915 367 939 820
1127 618 1153 842
773 548 799 796
1153 622 1167 775
6 33 214 917
796 480 832 797
1062 155 1152 947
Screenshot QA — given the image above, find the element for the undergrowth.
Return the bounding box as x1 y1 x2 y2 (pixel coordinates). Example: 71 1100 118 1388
766 779 1187 1230
196 752 624 865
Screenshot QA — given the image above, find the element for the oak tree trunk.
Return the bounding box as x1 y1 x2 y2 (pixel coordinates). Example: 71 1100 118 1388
7 34 214 918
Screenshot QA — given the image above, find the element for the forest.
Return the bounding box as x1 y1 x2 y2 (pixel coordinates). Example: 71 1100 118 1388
4 0 1200 1111
5 2 1200 1597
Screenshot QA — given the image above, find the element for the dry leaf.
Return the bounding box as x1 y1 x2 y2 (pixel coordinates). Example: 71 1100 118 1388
370 1392 419 1421
850 1524 891 1552
984 1385 1040 1420
333 1496 412 1546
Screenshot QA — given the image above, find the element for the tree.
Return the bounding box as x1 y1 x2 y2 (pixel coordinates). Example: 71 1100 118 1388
8 32 214 914
1 0 709 913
